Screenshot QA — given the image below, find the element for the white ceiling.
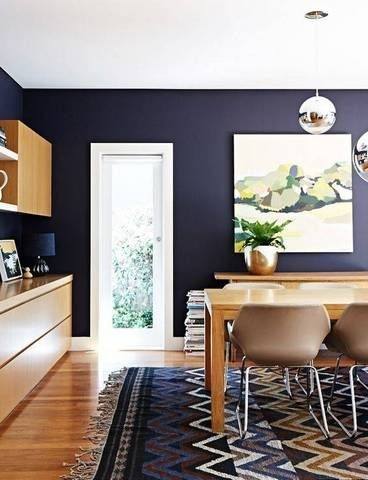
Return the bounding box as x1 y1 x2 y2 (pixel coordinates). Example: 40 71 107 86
1 0 367 89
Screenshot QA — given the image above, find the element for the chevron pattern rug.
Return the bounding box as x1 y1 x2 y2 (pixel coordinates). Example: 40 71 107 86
63 366 368 480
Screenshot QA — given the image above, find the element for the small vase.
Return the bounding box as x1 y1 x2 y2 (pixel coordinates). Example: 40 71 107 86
0 170 8 202
244 246 278 275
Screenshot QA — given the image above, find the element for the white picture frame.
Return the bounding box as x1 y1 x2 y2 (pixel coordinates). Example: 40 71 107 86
0 239 22 282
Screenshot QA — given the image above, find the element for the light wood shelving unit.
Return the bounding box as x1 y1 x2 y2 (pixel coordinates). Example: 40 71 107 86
0 120 51 216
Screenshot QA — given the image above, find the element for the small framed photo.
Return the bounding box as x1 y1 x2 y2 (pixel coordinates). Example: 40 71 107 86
0 239 22 282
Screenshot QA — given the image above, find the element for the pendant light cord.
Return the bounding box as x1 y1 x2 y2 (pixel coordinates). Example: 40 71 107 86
314 12 319 97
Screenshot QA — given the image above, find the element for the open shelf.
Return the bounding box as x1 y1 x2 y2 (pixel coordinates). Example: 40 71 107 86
0 202 17 212
0 145 18 161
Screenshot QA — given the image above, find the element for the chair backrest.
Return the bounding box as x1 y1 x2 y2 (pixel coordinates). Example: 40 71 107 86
331 303 368 362
223 282 285 290
230 303 330 366
299 282 357 289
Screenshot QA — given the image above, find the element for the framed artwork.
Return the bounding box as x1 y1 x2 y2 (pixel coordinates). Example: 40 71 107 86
234 134 353 253
0 239 22 281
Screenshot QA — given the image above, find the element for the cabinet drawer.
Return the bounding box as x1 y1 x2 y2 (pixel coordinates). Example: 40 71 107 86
0 316 71 423
0 283 71 367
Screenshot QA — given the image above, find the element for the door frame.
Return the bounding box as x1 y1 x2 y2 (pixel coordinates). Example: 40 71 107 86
90 143 179 350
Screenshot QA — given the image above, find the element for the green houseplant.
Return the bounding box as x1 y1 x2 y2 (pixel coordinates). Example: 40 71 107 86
234 218 291 274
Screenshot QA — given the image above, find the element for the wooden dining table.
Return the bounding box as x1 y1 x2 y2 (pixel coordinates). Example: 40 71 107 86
204 286 368 432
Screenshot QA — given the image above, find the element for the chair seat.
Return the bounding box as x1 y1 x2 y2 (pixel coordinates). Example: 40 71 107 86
241 345 320 367
229 304 330 367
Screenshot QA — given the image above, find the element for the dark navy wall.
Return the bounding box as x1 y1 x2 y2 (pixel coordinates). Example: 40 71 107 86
0 68 23 245
22 89 368 337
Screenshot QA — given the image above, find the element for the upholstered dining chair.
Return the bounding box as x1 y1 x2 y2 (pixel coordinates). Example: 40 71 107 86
222 282 288 393
228 304 331 438
296 283 358 395
324 303 368 437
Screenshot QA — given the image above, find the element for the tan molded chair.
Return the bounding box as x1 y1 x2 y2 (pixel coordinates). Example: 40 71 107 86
223 282 288 393
228 304 331 438
295 282 357 393
296 283 358 394
325 303 368 437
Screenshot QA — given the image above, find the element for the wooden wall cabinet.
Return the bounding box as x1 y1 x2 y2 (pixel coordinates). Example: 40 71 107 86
0 120 52 216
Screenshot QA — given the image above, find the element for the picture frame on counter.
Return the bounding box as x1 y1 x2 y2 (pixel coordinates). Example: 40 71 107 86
0 239 22 282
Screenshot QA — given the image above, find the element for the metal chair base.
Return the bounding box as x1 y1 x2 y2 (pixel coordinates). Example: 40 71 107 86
283 367 293 399
327 355 368 438
236 359 329 439
224 341 230 393
295 365 315 396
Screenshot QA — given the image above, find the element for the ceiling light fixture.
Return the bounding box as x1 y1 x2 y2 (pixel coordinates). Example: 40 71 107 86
299 11 336 134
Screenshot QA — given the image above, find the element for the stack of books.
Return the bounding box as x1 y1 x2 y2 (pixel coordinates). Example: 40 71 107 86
184 290 205 355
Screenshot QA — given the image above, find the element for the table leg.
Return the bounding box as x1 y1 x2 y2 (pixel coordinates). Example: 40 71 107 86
211 309 225 432
204 305 211 390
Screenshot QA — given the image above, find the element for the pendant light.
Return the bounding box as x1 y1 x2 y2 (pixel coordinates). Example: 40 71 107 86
299 11 336 134
353 131 368 182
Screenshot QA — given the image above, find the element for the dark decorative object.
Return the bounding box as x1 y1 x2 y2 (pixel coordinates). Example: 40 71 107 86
22 233 55 276
0 127 7 148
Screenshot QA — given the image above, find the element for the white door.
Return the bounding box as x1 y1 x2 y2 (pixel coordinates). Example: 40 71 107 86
100 154 164 349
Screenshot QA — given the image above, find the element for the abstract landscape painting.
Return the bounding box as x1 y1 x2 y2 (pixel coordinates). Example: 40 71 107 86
234 134 353 252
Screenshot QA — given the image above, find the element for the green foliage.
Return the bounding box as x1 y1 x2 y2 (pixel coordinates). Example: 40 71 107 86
234 218 291 250
112 307 152 329
112 208 153 329
235 162 352 213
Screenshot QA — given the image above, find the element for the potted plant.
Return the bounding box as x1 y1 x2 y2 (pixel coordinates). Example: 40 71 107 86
234 218 291 274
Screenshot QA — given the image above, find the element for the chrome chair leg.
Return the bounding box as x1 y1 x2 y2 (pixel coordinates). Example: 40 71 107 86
350 366 358 436
283 367 293 399
305 364 330 438
236 357 247 437
310 365 315 394
236 363 329 439
224 341 230 392
295 367 308 396
326 355 359 438
295 362 315 396
243 366 251 437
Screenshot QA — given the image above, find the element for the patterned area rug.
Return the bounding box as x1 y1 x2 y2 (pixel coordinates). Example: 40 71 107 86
63 366 368 480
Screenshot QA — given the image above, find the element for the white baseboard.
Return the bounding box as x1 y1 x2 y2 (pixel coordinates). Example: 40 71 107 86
69 336 184 352
165 336 184 351
69 337 95 351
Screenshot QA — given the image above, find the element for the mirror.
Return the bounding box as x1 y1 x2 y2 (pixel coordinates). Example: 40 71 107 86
353 132 368 182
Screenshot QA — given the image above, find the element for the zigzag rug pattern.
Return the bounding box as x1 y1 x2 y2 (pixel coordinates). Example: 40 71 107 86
66 366 368 479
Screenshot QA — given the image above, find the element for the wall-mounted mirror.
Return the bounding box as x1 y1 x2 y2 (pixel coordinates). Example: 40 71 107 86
353 132 368 182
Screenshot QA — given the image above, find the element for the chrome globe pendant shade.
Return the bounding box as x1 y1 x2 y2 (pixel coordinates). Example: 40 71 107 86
299 11 336 134
353 131 368 182
299 95 336 134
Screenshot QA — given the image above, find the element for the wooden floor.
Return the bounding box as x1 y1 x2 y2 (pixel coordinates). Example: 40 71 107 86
0 350 350 479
